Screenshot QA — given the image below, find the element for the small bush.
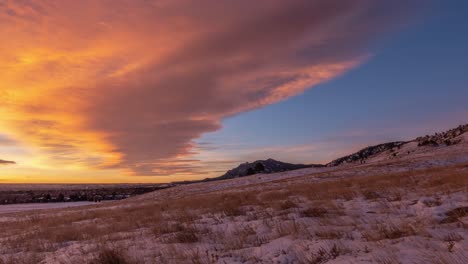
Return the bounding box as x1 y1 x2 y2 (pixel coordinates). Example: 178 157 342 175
443 232 463 242
363 190 381 200
221 196 245 216
280 200 298 210
175 232 198 243
90 248 132 264
315 230 344 239
174 227 199 243
422 198 442 207
152 222 184 237
275 220 300 237
301 207 328 218
363 222 416 241
447 241 455 253
386 191 402 202
375 255 402 264
379 226 412 239
301 244 346 264
440 207 468 224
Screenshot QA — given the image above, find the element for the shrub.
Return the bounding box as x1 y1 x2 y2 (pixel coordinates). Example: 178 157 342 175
300 244 346 264
89 248 132 264
443 232 463 242
363 223 416 241
315 230 344 239
440 207 468 224
363 190 381 200
301 207 328 218
174 228 199 243
280 200 298 210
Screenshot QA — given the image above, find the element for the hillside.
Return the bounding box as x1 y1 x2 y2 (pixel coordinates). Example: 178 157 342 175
0 130 466 263
416 124 468 146
327 141 407 166
0 124 466 263
176 124 468 185
328 124 468 167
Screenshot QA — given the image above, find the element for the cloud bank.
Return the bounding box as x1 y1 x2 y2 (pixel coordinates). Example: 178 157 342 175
0 0 416 176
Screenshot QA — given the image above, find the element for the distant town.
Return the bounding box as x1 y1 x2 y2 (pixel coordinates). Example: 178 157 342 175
0 184 175 204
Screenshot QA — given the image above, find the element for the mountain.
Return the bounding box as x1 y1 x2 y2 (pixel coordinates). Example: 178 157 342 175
174 124 468 185
328 124 468 167
216 158 317 180
174 159 318 184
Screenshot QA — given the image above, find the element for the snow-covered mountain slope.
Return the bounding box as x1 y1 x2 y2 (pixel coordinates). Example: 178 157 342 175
327 141 407 166
329 124 468 167
177 125 468 185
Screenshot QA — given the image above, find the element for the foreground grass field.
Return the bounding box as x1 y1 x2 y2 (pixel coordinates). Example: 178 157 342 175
0 157 467 263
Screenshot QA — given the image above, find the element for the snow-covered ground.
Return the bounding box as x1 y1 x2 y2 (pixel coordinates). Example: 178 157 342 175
0 139 466 263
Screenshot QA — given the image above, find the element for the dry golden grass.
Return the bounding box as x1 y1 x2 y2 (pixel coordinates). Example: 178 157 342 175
314 229 345 240
362 222 417 241
89 247 134 264
300 207 328 218
295 243 350 264
0 162 466 262
443 232 463 242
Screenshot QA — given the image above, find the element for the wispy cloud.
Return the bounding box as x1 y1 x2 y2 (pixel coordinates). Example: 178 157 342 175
0 0 417 177
0 159 15 165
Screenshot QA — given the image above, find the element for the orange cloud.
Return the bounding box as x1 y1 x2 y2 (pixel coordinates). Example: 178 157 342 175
0 0 415 179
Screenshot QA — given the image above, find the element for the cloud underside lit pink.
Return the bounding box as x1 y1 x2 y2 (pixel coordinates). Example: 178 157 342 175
0 0 414 176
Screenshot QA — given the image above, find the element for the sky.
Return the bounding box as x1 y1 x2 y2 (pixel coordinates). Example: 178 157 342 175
0 0 467 183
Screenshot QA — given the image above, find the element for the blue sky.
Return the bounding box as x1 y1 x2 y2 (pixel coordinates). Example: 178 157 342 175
197 0 468 165
1 1 467 182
